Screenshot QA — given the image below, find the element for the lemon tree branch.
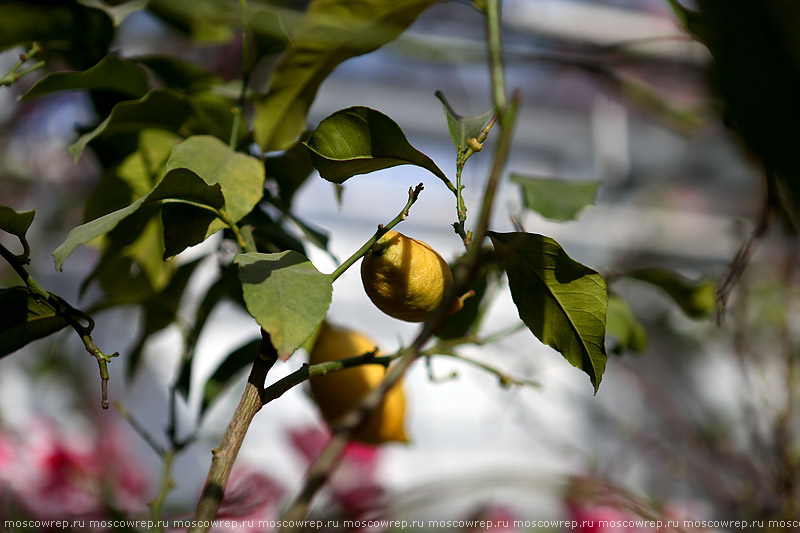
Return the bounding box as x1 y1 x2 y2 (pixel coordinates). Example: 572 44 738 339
330 182 424 282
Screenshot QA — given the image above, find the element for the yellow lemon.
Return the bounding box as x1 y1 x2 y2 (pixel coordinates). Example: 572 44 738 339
361 230 462 322
308 322 408 445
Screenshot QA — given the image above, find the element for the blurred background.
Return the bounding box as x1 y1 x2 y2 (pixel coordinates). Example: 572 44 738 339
1 0 794 530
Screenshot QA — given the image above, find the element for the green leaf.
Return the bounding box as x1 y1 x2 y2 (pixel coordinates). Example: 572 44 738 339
76 0 148 26
253 0 436 152
0 206 35 258
511 174 600 221
0 287 69 358
134 55 221 93
249 10 291 60
186 91 248 146
489 231 608 392
116 130 183 198
436 262 491 341
70 89 192 163
0 2 113 69
434 90 494 152
202 338 261 414
147 0 235 44
235 251 332 360
606 294 647 355
625 268 716 320
21 55 149 102
53 169 223 271
265 137 315 208
166 135 264 224
304 106 447 184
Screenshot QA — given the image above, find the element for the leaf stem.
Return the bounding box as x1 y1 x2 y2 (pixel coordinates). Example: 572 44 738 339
0 242 116 408
330 183 424 282
0 42 44 87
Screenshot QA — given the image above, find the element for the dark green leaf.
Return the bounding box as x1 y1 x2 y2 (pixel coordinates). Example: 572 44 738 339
53 169 223 271
21 55 149 102
0 287 69 357
235 251 332 360
147 0 235 43
0 206 35 258
0 2 113 69
436 262 491 341
511 174 600 221
304 106 447 184
70 89 192 163
253 0 436 151
606 293 647 355
186 91 247 146
77 0 148 26
489 231 608 392
265 137 315 208
625 268 716 319
135 55 221 93
202 338 260 414
249 10 291 60
434 90 494 152
176 265 244 398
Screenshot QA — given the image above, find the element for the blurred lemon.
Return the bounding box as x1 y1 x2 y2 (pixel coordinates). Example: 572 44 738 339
361 230 462 322
308 322 408 445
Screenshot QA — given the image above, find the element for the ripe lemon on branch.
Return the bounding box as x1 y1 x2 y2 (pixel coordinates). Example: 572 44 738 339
308 322 408 445
361 230 462 322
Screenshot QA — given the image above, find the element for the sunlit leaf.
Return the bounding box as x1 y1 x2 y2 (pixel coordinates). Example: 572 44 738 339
0 206 35 258
606 293 647 355
489 231 608 392
54 169 223 271
0 287 69 358
434 90 494 152
304 106 447 184
235 251 332 360
253 0 436 152
511 174 600 221
166 135 264 224
116 129 183 197
21 55 149 102
625 268 716 320
70 89 192 163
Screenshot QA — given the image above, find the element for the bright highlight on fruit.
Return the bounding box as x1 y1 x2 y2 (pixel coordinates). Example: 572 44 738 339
360 230 462 322
308 322 408 445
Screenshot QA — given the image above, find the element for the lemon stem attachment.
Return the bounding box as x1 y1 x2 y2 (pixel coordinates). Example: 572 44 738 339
330 183 424 282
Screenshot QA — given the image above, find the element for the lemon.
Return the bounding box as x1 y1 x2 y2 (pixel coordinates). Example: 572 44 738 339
361 230 462 322
308 322 408 445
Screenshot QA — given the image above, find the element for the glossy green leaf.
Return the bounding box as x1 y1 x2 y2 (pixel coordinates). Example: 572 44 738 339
0 2 113 69
434 90 494 152
202 338 261 414
304 106 447 184
489 231 608 392
70 89 192 163
135 55 221 93
53 169 223 271
21 55 149 102
626 268 716 319
0 287 69 357
235 251 332 361
606 294 647 355
166 135 264 224
0 206 35 258
511 174 600 221
253 0 436 152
